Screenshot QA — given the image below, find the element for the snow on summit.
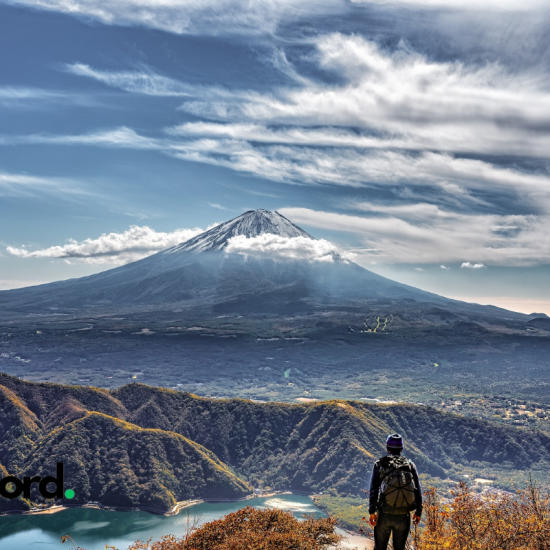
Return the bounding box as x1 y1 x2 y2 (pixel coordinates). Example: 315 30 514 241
165 209 313 255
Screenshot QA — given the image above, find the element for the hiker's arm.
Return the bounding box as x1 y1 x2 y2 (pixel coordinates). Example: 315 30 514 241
368 462 381 515
411 461 423 518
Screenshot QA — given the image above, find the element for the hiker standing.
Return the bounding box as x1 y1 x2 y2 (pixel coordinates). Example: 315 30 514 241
368 434 422 550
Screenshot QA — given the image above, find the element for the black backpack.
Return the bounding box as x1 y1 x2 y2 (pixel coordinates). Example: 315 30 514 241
378 455 417 512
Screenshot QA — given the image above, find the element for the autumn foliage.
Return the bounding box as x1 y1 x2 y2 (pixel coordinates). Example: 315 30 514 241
127 506 342 550
360 482 550 550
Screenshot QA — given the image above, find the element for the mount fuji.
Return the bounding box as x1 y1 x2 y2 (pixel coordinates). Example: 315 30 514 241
0 209 545 406
0 209 523 319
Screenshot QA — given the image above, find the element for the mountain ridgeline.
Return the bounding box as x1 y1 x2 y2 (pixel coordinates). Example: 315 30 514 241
0 209 519 320
0 208 539 411
1 374 550 512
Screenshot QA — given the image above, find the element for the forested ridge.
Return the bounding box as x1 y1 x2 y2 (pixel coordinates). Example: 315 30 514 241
1 373 550 512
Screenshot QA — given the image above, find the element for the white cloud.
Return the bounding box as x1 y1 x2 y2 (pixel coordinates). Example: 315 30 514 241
279 207 550 266
167 122 381 147
353 201 462 219
4 0 344 36
6 34 550 213
170 142 550 212
440 265 450 270
1 127 162 149
125 212 151 220
461 262 486 269
225 234 355 263
179 33 550 159
65 64 260 102
163 34 550 221
352 0 547 9
3 0 544 40
3 31 550 269
208 203 228 210
65 64 193 96
6 128 550 214
6 225 205 265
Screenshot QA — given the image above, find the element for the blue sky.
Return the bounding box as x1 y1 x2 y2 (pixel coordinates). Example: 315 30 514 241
1 0 550 314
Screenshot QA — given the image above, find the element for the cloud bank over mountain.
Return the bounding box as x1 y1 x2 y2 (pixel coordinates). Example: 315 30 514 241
225 234 355 263
7 225 207 265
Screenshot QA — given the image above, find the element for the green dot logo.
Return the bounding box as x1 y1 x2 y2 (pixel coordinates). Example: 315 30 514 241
64 489 75 499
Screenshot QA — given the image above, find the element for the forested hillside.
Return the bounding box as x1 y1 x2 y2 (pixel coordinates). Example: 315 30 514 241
1 373 550 512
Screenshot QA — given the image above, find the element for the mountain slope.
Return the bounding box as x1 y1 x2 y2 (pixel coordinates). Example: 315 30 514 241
0 209 476 315
0 384 42 471
1 375 550 511
24 412 250 508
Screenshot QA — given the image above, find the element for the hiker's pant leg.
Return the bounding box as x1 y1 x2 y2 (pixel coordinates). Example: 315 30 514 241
390 513 411 550
373 513 392 550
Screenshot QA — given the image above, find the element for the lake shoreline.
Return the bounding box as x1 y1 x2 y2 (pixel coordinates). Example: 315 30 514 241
0 492 374 550
0 490 298 518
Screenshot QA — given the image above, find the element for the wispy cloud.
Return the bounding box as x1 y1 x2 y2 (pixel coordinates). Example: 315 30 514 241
64 64 256 102
0 86 67 101
0 86 97 108
6 225 206 265
6 33 550 215
170 143 550 213
65 64 193 96
0 171 90 199
5 128 550 214
125 212 151 220
353 0 548 9
0 127 162 149
3 0 347 36
178 34 550 159
208 203 228 210
3 0 546 41
279 207 550 267
168 122 433 150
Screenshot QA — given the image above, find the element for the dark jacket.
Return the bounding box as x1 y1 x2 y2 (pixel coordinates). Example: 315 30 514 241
368 454 423 516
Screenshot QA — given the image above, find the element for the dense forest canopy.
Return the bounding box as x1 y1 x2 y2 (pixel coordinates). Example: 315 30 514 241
1 373 550 511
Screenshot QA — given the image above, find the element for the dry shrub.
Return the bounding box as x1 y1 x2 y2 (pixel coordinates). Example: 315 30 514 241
128 506 342 550
414 482 550 550
359 482 550 550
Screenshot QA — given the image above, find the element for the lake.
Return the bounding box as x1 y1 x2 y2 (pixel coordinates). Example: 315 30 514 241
0 494 371 550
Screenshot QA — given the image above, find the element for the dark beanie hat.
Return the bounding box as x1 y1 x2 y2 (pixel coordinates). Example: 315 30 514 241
386 433 404 449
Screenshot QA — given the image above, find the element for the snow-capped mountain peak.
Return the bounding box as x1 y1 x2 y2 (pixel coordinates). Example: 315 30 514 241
164 209 313 254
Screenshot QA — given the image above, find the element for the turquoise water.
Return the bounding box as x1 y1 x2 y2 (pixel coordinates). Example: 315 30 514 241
0 495 324 550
